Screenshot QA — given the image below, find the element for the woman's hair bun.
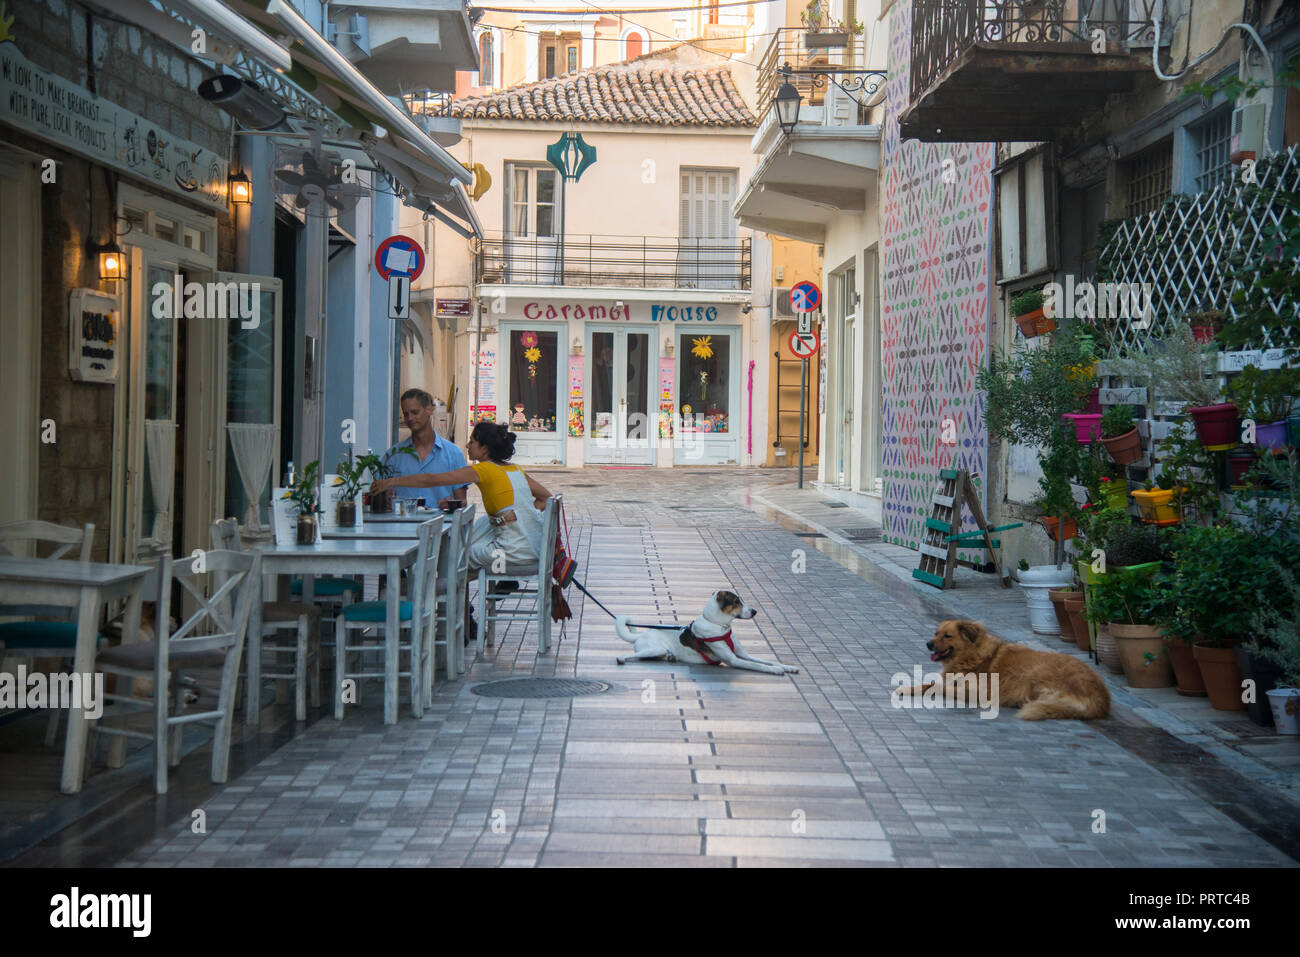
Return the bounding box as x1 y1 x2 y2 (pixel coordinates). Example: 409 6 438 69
472 420 517 462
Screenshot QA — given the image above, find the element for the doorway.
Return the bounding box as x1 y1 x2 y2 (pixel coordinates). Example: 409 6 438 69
0 147 40 530
586 327 655 465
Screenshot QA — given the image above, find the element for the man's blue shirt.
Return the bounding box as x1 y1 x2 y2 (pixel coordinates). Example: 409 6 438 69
382 433 469 504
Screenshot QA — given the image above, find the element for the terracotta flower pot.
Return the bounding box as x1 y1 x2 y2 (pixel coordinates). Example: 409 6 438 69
1094 624 1124 674
1100 426 1142 465
1131 487 1182 526
1164 638 1206 696
1187 402 1238 451
1193 643 1247 711
1112 624 1174 688
1064 594 1090 652
1040 516 1078 542
1063 412 1102 444
1014 307 1056 338
1049 587 1078 641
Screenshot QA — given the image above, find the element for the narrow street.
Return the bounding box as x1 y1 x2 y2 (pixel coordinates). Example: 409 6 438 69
20 468 1292 869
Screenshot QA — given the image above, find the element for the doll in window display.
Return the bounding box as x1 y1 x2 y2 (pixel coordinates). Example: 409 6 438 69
511 403 527 430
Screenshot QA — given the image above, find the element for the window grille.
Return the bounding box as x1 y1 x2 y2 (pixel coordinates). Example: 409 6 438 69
1192 110 1233 193
1123 140 1172 218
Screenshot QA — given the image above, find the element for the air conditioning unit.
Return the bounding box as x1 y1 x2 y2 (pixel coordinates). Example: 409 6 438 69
1231 102 1267 163
774 286 794 317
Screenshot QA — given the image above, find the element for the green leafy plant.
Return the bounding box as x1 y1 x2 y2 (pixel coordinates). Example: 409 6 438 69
1160 524 1280 646
1153 423 1222 524
1246 564 1300 686
1100 404 1135 439
334 454 368 500
1010 288 1045 318
283 460 322 516
978 334 1096 448
1083 566 1172 627
1109 325 1223 410
1227 364 1300 425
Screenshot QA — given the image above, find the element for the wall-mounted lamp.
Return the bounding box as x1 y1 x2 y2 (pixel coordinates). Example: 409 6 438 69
571 336 582 355
663 335 674 357
228 170 253 205
774 68 802 137
97 241 125 282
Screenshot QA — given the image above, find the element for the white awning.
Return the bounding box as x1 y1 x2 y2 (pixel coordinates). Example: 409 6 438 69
362 132 483 240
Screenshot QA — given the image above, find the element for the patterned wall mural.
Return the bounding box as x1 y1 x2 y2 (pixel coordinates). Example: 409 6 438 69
881 1 995 557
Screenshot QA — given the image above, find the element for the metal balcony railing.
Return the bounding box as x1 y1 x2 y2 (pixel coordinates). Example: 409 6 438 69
910 0 1159 100
757 28 887 120
476 233 752 290
401 90 455 117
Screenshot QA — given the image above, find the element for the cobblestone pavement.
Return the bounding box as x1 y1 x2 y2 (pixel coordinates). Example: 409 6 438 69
115 468 1296 867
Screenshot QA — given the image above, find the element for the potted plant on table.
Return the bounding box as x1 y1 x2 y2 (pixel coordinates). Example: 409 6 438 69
333 453 367 526
357 446 415 513
1099 404 1142 465
285 460 322 545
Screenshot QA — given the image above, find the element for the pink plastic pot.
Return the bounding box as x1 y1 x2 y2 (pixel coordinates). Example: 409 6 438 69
1062 413 1102 444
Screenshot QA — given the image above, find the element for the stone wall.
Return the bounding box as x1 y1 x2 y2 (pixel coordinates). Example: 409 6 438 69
3 0 235 558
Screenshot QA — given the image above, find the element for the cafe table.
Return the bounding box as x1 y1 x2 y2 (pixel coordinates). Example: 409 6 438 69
361 511 441 524
0 556 149 793
321 523 432 540
245 536 427 725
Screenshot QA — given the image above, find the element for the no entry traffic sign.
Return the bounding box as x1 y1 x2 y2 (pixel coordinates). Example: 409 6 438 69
788 329 820 359
375 234 426 282
790 281 821 313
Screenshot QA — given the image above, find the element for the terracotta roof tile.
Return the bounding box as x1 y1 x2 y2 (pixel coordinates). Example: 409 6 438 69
449 62 756 127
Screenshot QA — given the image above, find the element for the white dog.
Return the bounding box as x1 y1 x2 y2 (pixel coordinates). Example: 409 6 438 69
614 589 799 675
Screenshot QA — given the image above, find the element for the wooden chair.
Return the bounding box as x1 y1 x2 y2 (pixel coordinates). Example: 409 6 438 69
211 519 320 720
0 520 96 747
334 519 441 721
475 496 560 656
89 550 260 794
429 504 475 696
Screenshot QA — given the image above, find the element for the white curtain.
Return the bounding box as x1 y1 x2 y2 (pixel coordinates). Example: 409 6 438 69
227 423 279 529
144 419 176 542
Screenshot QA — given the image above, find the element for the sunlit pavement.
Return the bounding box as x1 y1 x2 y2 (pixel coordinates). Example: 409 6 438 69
60 468 1300 866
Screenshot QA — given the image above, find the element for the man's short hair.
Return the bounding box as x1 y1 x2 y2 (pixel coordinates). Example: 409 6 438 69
400 388 434 408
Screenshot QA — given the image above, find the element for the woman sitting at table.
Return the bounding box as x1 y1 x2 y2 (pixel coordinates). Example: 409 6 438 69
369 420 554 581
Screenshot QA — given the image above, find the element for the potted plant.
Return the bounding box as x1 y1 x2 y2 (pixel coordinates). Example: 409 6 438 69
1011 287 1055 338
1049 585 1079 640
1098 404 1141 465
1247 566 1300 734
1084 566 1175 685
1186 308 1224 344
358 446 414 513
1112 325 1233 449
1132 477 1183 526
285 459 322 545
333 453 367 526
1228 364 1300 451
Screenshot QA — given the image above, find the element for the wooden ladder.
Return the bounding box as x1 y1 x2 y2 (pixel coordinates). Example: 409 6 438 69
912 469 1021 590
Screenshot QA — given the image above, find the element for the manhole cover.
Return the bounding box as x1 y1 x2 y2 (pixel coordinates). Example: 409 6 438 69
794 531 826 538
840 527 882 542
472 677 612 699
825 501 850 508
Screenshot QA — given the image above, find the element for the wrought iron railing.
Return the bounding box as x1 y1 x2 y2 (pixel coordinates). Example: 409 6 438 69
401 90 456 117
910 0 1159 100
476 233 751 290
757 27 887 118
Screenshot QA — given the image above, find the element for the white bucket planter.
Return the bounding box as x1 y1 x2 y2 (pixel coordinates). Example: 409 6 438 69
1017 564 1075 636
1266 688 1300 735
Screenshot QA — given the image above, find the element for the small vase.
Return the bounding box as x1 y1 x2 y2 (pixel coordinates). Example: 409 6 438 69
1266 688 1300 734
1164 638 1206 696
1193 643 1247 711
295 513 317 545
337 498 356 526
370 490 391 514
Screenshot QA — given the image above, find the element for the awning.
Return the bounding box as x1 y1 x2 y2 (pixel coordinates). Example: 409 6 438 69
362 132 483 240
159 0 293 72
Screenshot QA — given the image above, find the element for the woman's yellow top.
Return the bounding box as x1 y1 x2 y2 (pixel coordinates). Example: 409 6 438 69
471 462 523 515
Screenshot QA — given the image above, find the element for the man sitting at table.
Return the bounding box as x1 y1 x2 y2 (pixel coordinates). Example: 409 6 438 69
383 389 469 510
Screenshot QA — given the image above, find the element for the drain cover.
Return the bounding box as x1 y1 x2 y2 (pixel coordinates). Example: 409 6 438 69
840 527 882 542
472 677 611 699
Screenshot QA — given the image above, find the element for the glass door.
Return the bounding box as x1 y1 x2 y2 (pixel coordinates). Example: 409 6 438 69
502 324 565 464
676 327 739 464
586 328 654 465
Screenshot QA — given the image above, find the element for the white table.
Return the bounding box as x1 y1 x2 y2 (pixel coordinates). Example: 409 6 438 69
0 556 150 793
246 538 425 725
363 512 441 524
322 524 434 540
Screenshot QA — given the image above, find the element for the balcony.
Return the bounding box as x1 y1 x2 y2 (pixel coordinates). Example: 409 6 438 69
756 28 887 123
475 233 751 291
326 0 477 96
901 0 1157 143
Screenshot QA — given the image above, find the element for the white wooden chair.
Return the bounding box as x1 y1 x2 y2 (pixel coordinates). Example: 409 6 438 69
334 518 441 721
475 495 560 656
211 519 320 720
429 504 475 695
0 520 96 747
89 550 260 794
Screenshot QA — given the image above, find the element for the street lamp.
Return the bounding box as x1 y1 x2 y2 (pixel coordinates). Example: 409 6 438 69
228 170 253 205
97 241 124 282
774 71 801 136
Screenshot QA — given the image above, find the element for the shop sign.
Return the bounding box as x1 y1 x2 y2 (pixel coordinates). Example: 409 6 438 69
436 298 472 318
650 305 717 322
68 289 118 383
522 302 632 321
0 44 228 209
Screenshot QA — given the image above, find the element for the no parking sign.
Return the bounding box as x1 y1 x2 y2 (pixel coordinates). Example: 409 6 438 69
374 235 426 282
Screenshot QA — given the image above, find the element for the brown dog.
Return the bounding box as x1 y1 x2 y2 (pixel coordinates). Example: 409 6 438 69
895 619 1110 720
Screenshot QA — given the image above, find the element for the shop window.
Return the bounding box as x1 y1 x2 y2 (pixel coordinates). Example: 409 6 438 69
508 329 559 433
678 332 730 433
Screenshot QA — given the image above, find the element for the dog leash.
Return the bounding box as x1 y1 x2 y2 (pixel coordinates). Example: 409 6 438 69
569 577 681 631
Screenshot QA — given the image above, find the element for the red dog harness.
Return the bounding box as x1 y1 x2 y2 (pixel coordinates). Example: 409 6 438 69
680 628 734 665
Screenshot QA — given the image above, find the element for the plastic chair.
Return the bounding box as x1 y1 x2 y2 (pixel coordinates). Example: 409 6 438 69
475 495 560 656
90 550 260 794
334 519 441 721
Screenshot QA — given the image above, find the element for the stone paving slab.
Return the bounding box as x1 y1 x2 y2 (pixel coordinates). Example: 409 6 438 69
104 468 1297 867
